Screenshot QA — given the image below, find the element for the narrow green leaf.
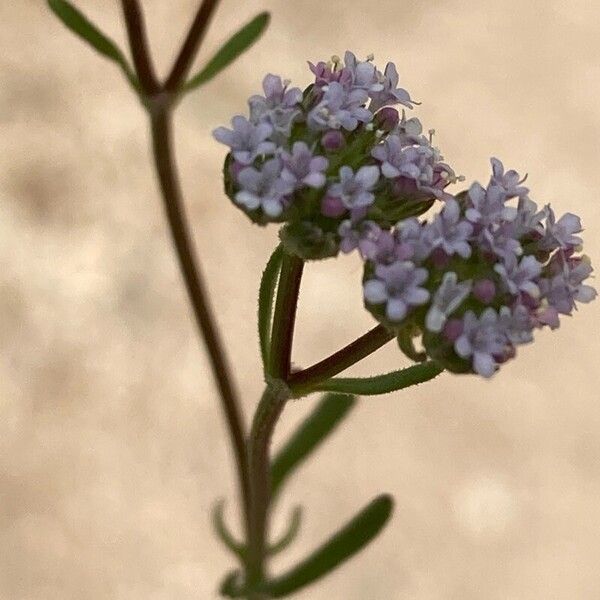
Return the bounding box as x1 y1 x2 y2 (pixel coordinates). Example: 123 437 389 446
47 0 139 90
258 244 283 373
212 499 245 559
270 393 356 498
261 495 394 598
311 361 444 396
183 12 271 92
268 506 303 556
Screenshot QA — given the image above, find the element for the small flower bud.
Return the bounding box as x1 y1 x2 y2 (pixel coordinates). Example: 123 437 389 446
321 195 347 218
443 318 464 342
473 279 496 304
375 107 400 132
321 130 346 152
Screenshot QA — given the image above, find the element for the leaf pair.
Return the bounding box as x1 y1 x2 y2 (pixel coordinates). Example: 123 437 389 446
259 393 393 596
47 0 270 95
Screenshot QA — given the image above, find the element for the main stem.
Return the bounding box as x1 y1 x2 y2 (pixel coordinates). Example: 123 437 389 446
149 107 251 537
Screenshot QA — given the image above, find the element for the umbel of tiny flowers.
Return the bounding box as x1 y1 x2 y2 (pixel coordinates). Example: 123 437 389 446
359 158 596 378
214 51 458 259
215 50 596 382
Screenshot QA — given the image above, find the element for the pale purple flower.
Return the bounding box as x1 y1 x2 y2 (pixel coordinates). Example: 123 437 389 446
513 196 547 238
425 272 472 332
499 305 535 345
213 116 275 165
354 224 412 264
343 51 383 93
539 256 597 314
539 206 583 251
479 223 522 260
395 217 433 262
363 261 430 321
371 135 422 179
426 199 474 258
490 157 529 198
372 135 455 200
395 112 425 146
280 142 329 189
454 309 510 378
249 74 302 137
307 82 372 131
368 62 415 111
338 220 380 254
327 165 380 209
466 182 517 226
308 58 352 89
494 254 543 298
235 159 291 217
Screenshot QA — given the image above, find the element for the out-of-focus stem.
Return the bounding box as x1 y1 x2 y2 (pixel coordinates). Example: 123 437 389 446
164 0 222 92
149 108 251 537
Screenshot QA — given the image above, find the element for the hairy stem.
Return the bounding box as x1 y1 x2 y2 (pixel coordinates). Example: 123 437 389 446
246 382 290 590
149 108 251 540
268 252 304 380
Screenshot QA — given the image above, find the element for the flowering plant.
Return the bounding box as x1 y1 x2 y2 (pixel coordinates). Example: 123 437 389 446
215 54 595 380
49 1 596 598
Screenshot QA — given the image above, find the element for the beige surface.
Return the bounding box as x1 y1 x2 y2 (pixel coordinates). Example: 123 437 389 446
2 1 600 598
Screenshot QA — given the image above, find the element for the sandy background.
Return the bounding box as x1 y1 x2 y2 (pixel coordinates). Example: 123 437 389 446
2 1 600 598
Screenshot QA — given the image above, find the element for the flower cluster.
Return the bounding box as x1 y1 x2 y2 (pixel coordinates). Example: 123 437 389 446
214 51 458 259
215 52 596 377
360 159 596 377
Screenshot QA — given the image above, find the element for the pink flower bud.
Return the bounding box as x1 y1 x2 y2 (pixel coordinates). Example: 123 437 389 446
375 107 400 132
321 195 346 218
473 279 496 304
443 318 463 342
321 130 345 152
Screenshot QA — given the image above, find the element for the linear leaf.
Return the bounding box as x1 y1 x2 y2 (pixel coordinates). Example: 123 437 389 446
261 495 394 598
211 499 245 559
183 12 270 92
267 506 303 556
270 393 356 498
311 361 444 396
258 244 283 373
47 0 138 90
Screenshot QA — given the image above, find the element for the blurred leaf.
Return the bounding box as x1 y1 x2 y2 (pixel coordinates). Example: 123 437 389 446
270 393 356 498
183 12 270 92
258 245 283 373
261 495 394 597
47 0 139 90
311 362 443 396
212 499 245 559
267 506 303 556
219 570 245 598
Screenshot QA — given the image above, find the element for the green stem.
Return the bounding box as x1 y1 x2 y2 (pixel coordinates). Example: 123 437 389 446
268 252 304 380
246 382 291 590
288 324 394 396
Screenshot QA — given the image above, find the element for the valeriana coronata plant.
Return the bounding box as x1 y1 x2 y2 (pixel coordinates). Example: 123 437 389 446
48 1 596 598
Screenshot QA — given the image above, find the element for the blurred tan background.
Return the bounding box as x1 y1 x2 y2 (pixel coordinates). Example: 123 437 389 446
2 1 600 598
